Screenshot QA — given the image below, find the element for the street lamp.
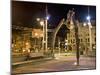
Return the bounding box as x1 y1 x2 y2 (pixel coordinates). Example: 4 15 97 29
83 16 92 55
86 15 92 53
86 16 91 21
36 4 49 56
40 21 45 51
46 15 50 20
40 21 44 26
36 18 45 51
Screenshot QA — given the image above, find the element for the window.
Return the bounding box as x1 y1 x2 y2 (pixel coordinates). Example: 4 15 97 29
73 39 75 43
79 39 80 43
85 39 87 42
68 40 70 43
88 38 90 42
71 39 72 43
95 37 96 42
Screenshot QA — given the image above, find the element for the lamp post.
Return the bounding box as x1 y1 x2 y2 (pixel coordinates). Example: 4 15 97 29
36 13 49 55
83 16 92 55
87 6 92 53
87 16 92 52
36 19 45 52
40 21 45 51
45 4 49 53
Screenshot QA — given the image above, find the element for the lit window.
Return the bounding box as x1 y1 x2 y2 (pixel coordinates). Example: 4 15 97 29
85 39 87 42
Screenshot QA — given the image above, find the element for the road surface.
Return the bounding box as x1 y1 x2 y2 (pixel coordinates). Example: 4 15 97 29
12 55 96 74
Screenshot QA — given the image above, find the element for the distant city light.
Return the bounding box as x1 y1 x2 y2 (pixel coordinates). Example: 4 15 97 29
36 18 40 21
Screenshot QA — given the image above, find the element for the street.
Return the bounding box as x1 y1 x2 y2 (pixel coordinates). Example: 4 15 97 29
12 55 96 74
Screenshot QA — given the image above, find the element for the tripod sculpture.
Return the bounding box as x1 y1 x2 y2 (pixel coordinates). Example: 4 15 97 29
52 9 80 65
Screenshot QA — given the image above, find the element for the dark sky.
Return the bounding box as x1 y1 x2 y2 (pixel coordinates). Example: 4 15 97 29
12 1 96 28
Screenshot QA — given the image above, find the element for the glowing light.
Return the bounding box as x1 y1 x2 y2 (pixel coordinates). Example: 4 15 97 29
26 42 29 45
70 25 74 29
46 15 50 20
36 18 40 21
83 22 87 26
28 49 30 53
86 16 91 21
74 62 77 65
35 33 38 36
23 49 26 52
88 22 91 26
65 43 68 45
40 21 44 26
65 40 68 42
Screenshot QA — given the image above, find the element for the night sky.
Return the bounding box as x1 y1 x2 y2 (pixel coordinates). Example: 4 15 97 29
12 1 96 28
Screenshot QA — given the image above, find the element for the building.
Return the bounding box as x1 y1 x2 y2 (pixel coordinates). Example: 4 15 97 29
66 23 96 56
12 25 51 53
12 25 32 53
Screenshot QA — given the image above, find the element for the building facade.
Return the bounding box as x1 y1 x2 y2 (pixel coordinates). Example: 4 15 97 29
67 23 96 56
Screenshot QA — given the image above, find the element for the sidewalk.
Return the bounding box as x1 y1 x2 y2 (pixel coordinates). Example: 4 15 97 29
12 55 96 74
12 57 53 66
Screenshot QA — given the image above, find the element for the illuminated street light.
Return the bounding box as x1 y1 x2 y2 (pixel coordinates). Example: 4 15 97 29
46 15 50 20
40 21 44 26
84 8 92 55
86 16 91 21
36 18 45 52
35 5 49 56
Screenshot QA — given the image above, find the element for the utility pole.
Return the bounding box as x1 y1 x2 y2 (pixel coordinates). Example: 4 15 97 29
45 4 48 53
87 6 92 54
